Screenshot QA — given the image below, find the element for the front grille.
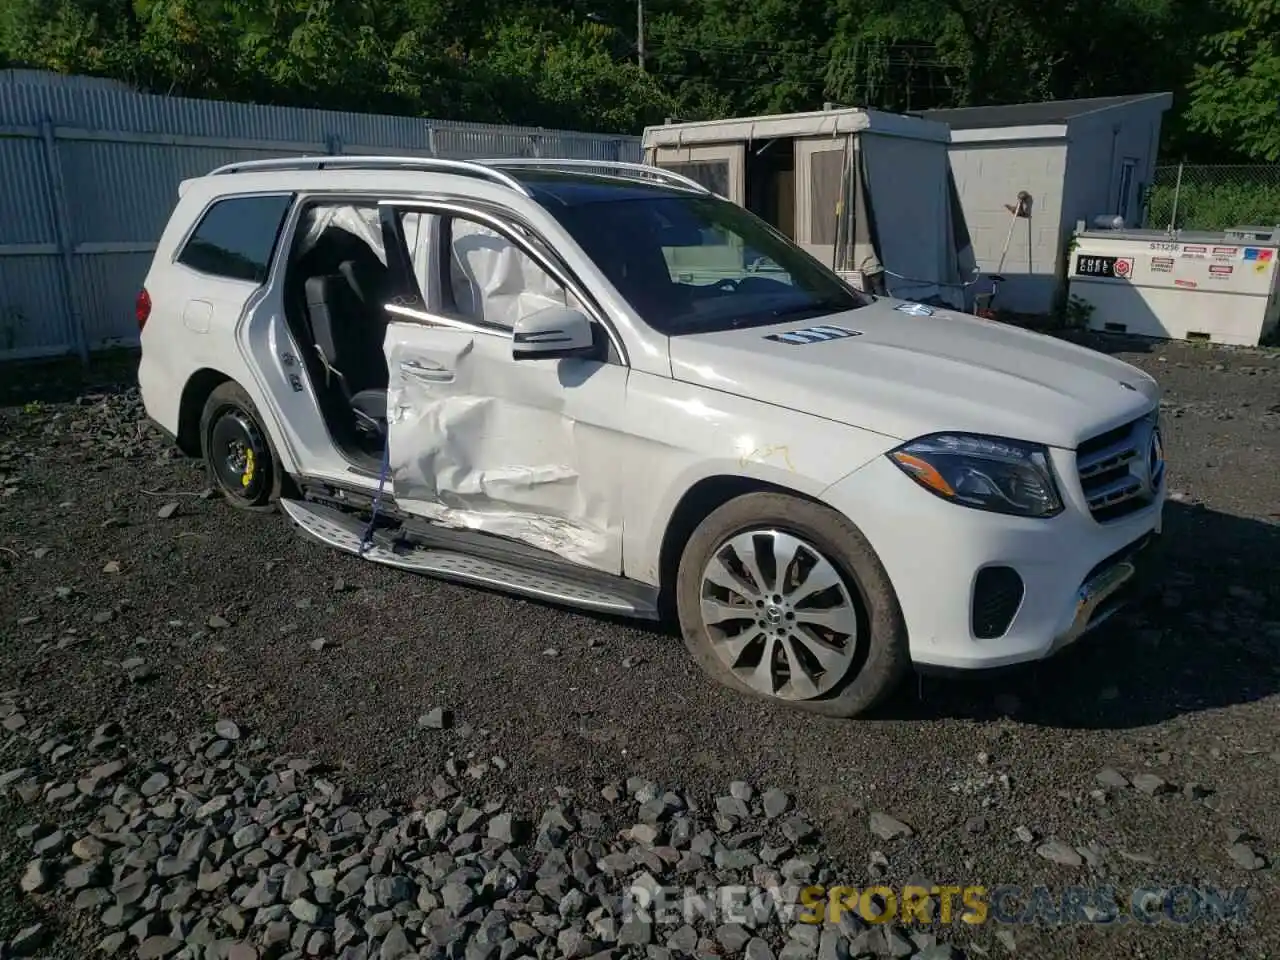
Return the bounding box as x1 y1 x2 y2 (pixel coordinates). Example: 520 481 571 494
971 566 1024 639
1076 411 1164 523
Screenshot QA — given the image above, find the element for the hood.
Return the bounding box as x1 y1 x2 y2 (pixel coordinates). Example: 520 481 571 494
667 299 1160 449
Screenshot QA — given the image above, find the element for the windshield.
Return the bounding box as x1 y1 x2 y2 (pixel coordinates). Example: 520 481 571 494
544 192 870 336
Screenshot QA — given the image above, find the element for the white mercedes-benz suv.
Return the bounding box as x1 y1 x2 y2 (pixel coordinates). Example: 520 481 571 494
137 155 1165 717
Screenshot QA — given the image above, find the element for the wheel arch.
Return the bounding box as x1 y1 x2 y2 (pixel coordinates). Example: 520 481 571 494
176 367 233 457
655 474 832 619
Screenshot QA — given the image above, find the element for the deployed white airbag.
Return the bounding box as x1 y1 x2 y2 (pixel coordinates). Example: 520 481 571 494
297 204 385 262
449 220 575 326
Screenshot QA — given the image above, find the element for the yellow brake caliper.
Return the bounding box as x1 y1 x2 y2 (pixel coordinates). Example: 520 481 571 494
241 448 256 488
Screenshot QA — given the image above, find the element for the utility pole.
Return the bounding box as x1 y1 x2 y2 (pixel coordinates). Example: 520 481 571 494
637 0 646 71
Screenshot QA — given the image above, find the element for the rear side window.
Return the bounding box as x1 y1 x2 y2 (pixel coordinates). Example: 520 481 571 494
176 194 293 283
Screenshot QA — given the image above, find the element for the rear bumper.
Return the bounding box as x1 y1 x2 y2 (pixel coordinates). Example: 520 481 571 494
137 347 182 439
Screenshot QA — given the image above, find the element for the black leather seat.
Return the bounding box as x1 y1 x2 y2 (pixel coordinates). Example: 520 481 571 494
304 251 392 437
350 389 386 425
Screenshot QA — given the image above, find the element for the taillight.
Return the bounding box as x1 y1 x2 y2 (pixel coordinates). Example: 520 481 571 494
136 288 151 331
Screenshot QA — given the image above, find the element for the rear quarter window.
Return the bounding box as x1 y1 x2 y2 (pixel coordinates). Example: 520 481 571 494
176 194 294 283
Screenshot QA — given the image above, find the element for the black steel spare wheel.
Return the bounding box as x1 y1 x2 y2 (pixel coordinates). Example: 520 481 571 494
199 381 280 510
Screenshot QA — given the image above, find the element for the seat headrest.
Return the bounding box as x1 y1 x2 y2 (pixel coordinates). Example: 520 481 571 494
312 225 368 256
304 273 349 306
338 258 390 305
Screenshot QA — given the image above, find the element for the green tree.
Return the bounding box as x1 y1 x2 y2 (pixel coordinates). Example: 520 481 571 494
0 0 142 82
0 0 1271 162
474 17 673 130
1186 0 1280 161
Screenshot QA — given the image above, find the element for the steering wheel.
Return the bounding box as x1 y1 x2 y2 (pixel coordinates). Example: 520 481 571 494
715 278 739 292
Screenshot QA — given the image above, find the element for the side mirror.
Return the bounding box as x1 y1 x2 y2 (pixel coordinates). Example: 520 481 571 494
512 305 596 361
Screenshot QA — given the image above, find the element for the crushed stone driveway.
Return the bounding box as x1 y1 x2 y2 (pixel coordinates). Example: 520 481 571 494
0 335 1277 959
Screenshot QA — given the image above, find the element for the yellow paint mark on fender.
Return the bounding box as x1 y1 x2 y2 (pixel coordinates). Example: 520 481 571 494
738 445 796 472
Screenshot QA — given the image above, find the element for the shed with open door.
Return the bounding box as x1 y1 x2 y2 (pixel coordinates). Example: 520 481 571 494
641 106 977 310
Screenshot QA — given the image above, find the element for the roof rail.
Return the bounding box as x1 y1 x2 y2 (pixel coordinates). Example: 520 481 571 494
479 158 712 194
206 155 533 196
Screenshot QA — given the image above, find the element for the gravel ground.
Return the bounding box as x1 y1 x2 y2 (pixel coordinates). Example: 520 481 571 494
0 336 1277 960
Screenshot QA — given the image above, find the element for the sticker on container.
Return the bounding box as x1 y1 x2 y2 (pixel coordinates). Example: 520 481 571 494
1180 245 1207 258
1150 256 1174 273
1243 247 1274 271
1209 264 1233 277
1212 246 1239 258
1076 255 1131 278
1174 278 1198 289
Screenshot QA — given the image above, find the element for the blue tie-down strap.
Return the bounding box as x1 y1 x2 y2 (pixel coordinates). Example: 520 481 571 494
359 437 391 556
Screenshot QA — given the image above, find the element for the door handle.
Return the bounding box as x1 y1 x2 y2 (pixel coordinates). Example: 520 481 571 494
399 359 454 382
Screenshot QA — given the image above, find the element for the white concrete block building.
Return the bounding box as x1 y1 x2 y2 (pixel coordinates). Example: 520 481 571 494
920 94 1173 315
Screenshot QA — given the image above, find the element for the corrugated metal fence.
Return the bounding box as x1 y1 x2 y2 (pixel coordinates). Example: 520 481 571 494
0 74 643 362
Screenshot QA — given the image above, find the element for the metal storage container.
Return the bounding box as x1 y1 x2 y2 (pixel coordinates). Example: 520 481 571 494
1067 221 1280 346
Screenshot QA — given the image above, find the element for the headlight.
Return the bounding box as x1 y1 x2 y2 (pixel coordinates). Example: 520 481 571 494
888 433 1063 518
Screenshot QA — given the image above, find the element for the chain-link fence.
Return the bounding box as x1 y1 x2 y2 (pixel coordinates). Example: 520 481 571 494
1144 163 1280 231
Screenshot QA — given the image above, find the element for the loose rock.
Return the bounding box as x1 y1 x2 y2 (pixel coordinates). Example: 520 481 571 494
1227 842 1267 871
419 707 454 730
868 812 914 841
1131 773 1173 796
1036 839 1083 867
1095 767 1129 789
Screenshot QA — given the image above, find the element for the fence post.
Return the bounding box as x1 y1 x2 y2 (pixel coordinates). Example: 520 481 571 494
39 118 88 364
426 124 436 157
1167 161 1184 232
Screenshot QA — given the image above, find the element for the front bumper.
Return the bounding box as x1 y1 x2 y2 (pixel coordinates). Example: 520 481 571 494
1045 529 1163 656
822 452 1166 671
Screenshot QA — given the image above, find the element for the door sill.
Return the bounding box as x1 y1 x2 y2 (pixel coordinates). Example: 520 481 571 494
279 494 658 619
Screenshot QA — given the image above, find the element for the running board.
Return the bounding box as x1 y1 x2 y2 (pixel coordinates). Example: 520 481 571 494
278 499 658 618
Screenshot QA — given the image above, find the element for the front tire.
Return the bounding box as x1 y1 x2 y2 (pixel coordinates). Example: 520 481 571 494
199 381 282 511
675 492 909 718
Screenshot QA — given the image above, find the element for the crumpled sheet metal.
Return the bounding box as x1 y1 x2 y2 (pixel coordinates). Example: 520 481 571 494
385 338 617 569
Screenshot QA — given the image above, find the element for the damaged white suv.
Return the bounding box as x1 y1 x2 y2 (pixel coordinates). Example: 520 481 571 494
138 156 1165 717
